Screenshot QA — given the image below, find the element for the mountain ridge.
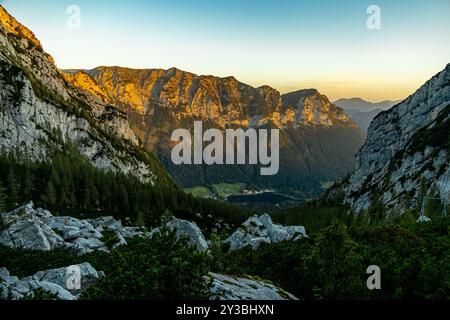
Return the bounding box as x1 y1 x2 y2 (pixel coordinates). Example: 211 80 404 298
0 6 169 185
334 97 400 112
62 66 366 195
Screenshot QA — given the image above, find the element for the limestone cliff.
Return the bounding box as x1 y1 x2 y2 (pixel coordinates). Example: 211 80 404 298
343 64 450 212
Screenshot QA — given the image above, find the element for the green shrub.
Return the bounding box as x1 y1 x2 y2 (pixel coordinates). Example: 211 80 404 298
81 230 211 300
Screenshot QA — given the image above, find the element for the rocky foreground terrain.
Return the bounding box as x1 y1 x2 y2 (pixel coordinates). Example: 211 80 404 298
0 202 305 300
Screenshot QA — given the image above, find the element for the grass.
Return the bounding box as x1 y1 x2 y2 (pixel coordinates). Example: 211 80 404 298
320 181 335 191
211 183 246 199
184 183 247 199
184 186 214 198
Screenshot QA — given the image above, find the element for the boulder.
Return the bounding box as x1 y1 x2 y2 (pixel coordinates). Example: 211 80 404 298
44 216 103 239
416 215 432 223
166 218 209 251
120 226 143 239
0 203 144 254
88 216 124 232
32 262 103 295
0 201 37 224
0 267 19 286
224 214 306 251
259 214 306 242
209 273 298 300
0 267 10 278
0 219 65 251
112 231 127 249
0 263 103 300
73 237 107 252
0 276 76 300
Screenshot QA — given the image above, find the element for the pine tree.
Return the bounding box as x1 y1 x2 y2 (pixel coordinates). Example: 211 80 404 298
42 181 57 207
23 171 35 201
0 181 6 213
6 168 20 206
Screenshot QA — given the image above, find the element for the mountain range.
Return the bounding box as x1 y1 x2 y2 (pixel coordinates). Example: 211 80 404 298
334 98 399 112
334 98 400 132
1 5 448 215
61 67 366 197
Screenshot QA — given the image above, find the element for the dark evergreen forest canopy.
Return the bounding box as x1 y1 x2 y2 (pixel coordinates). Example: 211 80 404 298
0 146 248 232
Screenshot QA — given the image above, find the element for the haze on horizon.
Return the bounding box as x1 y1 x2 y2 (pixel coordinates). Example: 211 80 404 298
2 0 450 102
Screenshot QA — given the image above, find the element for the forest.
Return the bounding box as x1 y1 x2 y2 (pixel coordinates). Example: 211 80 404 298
0 146 248 234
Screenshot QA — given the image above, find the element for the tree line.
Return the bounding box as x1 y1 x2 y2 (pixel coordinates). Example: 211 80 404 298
0 146 248 230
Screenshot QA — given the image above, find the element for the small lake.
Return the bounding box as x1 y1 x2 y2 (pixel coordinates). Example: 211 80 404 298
227 192 298 205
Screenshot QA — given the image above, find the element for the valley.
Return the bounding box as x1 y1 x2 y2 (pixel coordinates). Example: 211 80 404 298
0 4 449 303
63 68 366 199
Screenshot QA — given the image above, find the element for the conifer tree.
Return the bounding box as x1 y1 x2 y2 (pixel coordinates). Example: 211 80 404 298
6 168 20 206
42 181 57 207
0 181 6 213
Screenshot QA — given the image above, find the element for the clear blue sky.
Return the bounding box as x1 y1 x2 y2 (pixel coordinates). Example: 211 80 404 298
2 0 450 101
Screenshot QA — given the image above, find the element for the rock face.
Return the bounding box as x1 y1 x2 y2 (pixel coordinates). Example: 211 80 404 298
209 273 298 300
0 201 144 254
343 64 450 212
0 263 102 300
0 7 164 184
224 214 306 251
64 67 365 196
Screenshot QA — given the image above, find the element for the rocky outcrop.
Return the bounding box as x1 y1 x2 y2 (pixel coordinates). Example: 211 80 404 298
344 64 450 212
0 7 162 184
0 201 145 254
224 214 306 251
166 218 209 251
0 203 306 300
0 202 213 253
1 203 309 254
0 263 102 300
150 217 209 251
209 273 298 300
31 262 104 295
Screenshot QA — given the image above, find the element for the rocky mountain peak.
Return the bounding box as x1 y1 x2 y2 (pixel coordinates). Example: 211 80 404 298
61 70 109 102
0 7 163 183
281 88 354 127
0 6 42 50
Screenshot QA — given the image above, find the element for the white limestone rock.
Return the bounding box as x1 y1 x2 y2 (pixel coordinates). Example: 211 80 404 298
0 218 65 251
32 262 103 295
224 214 306 251
209 273 298 300
0 263 103 300
166 218 209 251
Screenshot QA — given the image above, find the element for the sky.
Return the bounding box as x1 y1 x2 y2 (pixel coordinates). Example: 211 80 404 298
2 0 450 101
